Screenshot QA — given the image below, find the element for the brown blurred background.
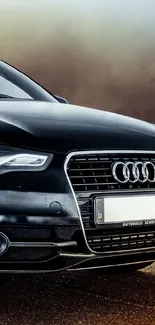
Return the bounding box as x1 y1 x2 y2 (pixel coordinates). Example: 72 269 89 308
1 0 155 122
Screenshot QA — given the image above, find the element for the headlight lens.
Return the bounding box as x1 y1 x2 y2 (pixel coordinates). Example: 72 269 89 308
0 146 53 174
3 154 48 167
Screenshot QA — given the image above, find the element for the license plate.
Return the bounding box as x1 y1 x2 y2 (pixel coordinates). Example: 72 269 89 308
94 195 155 225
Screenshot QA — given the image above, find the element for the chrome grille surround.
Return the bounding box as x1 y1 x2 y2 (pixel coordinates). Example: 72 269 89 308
65 150 155 255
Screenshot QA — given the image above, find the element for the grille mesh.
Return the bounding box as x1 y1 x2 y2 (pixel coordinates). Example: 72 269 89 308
0 247 53 261
86 228 155 253
67 153 155 192
0 227 57 262
67 152 155 225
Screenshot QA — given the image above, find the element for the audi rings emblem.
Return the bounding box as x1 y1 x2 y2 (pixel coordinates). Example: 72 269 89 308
112 161 155 184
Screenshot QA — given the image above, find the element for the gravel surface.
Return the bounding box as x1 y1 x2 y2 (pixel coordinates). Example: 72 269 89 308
0 264 154 325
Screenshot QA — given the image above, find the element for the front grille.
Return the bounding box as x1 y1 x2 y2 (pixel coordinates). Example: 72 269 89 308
67 152 155 192
67 151 155 253
86 227 155 253
67 152 155 226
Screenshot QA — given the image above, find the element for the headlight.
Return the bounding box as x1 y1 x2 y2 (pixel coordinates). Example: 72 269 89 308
0 146 53 174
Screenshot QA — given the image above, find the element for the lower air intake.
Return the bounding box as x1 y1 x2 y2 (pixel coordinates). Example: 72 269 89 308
0 227 57 262
86 228 155 253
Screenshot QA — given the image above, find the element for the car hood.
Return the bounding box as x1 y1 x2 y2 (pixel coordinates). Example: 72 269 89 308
0 101 155 154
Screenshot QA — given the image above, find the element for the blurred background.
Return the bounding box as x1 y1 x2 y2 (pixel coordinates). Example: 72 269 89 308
0 0 155 122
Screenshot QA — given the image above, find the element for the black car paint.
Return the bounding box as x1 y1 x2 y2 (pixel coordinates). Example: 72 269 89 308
0 61 154 272
0 101 155 154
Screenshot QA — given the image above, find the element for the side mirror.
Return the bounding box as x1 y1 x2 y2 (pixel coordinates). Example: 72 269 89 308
55 95 68 104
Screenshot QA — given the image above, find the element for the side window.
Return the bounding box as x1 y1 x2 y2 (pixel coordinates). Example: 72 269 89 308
0 76 32 99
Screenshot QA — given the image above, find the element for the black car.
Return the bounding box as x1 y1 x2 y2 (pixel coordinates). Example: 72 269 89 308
0 60 154 273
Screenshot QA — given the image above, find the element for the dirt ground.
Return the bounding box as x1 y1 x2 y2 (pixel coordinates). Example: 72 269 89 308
0 263 154 325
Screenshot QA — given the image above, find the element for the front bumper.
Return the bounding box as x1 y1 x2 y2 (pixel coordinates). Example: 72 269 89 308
0 195 154 272
0 149 154 273
0 221 154 273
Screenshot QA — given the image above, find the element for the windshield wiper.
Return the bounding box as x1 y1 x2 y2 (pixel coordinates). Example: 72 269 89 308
0 94 18 98
0 94 33 100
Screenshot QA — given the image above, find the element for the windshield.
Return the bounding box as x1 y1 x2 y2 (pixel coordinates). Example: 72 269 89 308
0 61 58 102
0 75 32 99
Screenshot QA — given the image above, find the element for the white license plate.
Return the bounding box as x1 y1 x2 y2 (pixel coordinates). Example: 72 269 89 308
104 195 155 223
